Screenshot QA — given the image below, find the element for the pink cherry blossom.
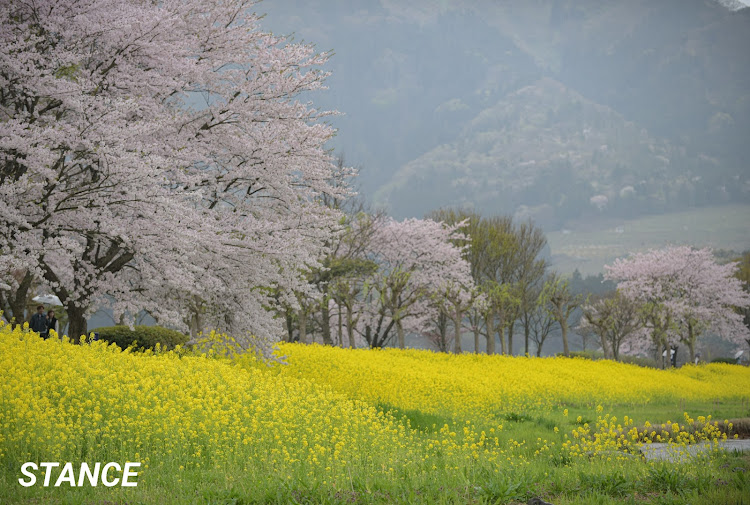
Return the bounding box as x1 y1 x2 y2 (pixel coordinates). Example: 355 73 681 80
604 246 750 362
1 0 348 357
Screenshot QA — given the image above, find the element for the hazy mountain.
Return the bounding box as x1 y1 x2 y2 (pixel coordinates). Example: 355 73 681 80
258 0 750 226
377 78 711 229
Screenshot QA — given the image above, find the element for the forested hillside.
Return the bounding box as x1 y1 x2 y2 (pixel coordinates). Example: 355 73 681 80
261 0 750 225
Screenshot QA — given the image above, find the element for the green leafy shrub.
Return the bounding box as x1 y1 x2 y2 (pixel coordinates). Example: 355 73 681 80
620 354 659 368
710 357 737 364
566 350 658 368
92 325 189 351
568 350 605 360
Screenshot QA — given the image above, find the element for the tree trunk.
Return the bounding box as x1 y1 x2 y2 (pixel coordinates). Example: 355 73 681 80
321 299 332 345
473 327 480 353
285 311 294 342
508 321 514 356
67 306 87 344
600 333 611 359
453 311 462 354
524 316 530 356
561 319 570 357
496 309 506 355
189 309 204 341
613 342 620 361
4 270 34 324
396 319 405 349
337 305 343 347
439 314 447 352
299 309 308 344
687 322 696 364
346 307 356 349
486 313 495 355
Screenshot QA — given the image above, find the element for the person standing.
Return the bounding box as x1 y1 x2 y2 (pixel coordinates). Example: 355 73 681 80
30 305 48 339
46 310 59 337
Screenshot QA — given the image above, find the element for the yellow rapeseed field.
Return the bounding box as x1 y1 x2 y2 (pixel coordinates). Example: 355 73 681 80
2 322 749 504
277 343 750 418
0 322 427 482
0 322 521 492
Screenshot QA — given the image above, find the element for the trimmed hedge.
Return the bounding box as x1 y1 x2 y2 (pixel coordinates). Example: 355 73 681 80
710 357 738 365
566 350 659 368
92 325 189 351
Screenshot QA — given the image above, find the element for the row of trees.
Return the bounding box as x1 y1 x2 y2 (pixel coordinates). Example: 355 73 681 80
1 1 748 362
0 0 591 359
279 204 750 365
278 207 591 357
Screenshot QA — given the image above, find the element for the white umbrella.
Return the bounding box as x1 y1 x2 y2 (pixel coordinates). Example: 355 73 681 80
32 294 63 306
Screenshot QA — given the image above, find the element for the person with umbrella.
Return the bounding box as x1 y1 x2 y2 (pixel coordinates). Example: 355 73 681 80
30 305 48 339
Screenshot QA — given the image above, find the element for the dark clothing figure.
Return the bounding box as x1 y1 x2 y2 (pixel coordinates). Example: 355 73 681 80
46 315 58 336
30 312 48 338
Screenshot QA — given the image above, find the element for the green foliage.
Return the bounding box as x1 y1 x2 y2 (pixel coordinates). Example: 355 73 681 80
646 464 691 495
375 402 451 433
477 470 530 503
568 350 606 360
92 325 189 351
619 355 659 368
578 472 630 497
53 63 80 81
710 357 738 365
503 412 532 423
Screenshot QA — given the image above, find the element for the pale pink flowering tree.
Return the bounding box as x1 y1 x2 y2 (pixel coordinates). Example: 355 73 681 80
359 218 476 349
605 246 750 363
0 0 347 355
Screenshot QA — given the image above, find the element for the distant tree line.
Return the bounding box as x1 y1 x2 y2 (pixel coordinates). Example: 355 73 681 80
278 199 750 366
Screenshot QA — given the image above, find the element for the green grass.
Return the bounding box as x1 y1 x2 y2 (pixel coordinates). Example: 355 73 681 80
376 402 455 433
3 425 748 505
4 457 747 505
9 388 749 504
7 445 746 504
548 204 750 275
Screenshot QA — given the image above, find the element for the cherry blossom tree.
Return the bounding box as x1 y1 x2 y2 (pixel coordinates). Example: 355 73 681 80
361 218 475 349
0 0 347 354
604 247 750 363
